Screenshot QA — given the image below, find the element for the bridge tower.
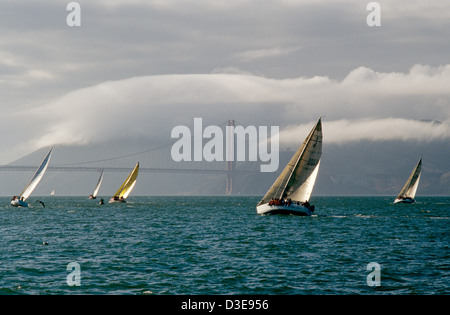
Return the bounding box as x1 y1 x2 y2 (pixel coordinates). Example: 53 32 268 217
226 120 236 195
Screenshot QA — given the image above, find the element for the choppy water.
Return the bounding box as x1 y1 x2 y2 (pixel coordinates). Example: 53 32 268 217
0 196 448 295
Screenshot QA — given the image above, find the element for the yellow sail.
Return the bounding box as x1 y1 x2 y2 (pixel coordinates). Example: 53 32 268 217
112 162 139 199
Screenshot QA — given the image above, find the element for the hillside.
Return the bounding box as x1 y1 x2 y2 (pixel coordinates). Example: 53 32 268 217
0 140 448 197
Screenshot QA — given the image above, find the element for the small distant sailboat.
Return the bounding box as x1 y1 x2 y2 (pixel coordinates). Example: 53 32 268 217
11 146 54 207
109 162 139 203
394 158 422 204
256 118 322 216
89 169 104 199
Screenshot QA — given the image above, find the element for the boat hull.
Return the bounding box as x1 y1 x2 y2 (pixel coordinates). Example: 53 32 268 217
394 197 415 204
256 203 313 216
11 199 28 207
108 198 126 204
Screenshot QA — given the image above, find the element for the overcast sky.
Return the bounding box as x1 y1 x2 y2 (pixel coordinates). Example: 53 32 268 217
0 0 449 164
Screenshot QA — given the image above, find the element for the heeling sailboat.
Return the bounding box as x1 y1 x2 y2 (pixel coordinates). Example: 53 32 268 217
11 146 54 207
109 162 139 203
257 118 322 216
89 169 104 199
394 158 422 204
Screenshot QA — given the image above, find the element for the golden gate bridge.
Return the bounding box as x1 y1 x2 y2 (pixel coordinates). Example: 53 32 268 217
0 120 262 195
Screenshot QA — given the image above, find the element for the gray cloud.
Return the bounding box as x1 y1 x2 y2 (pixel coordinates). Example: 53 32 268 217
234 46 302 62
0 64 444 161
280 118 450 146
0 0 449 164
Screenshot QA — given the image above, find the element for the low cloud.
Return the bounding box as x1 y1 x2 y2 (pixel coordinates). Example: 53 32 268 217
2 64 449 162
279 118 450 146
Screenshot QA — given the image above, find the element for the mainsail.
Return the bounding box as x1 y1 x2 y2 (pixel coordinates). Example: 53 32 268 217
112 162 139 199
91 169 104 198
258 118 322 206
20 146 53 201
396 158 422 200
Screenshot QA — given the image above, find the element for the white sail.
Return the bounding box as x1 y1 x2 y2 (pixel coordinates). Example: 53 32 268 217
91 170 104 198
20 146 53 201
289 160 321 202
396 158 422 201
258 118 322 206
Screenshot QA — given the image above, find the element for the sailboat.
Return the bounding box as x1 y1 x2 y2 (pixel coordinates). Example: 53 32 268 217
394 158 422 204
89 169 104 199
11 146 54 207
109 162 139 203
257 118 322 216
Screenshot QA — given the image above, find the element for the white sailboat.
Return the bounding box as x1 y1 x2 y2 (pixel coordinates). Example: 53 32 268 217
109 162 139 203
89 169 104 199
11 146 54 207
257 118 322 216
394 158 422 204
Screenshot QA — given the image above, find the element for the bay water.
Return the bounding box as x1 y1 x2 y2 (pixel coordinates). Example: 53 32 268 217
0 196 448 295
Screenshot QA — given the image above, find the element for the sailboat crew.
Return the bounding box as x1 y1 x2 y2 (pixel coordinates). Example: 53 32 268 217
301 201 310 208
